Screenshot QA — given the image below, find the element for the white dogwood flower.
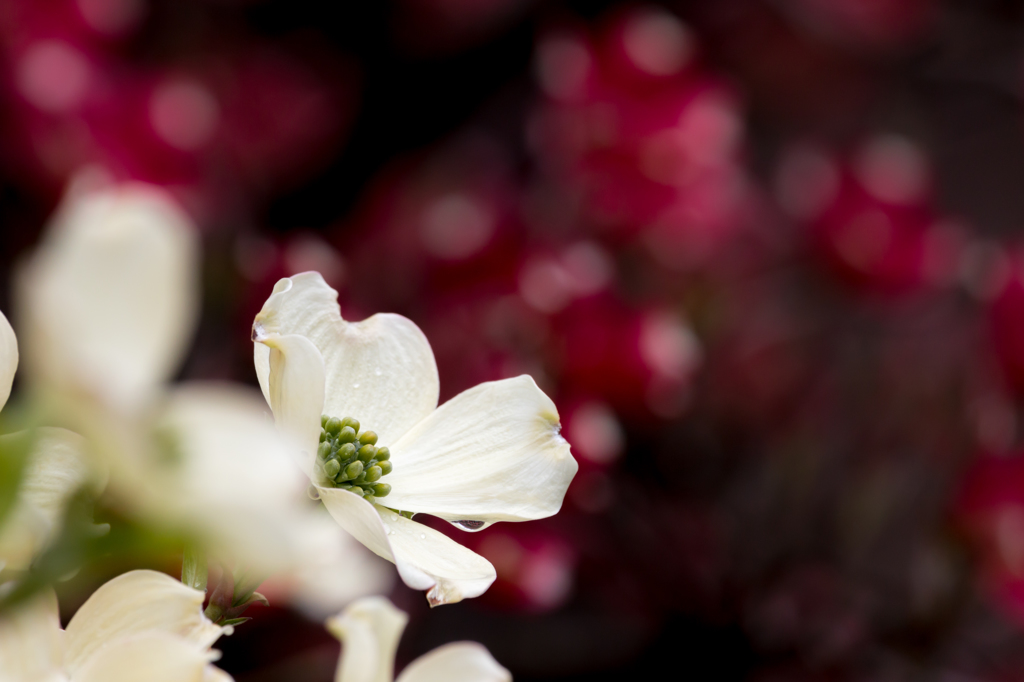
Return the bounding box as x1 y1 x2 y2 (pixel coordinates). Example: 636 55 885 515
252 272 577 605
327 596 510 682
0 569 231 682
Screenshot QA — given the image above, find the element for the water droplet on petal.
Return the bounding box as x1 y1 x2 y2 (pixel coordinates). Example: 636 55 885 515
419 533 426 539
454 520 485 530
374 367 382 376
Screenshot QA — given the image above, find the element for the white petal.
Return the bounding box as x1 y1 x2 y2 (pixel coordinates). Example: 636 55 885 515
0 590 65 682
253 272 439 445
0 427 94 571
385 376 577 530
396 642 511 682
16 181 199 410
71 633 226 682
0 308 17 413
202 664 235 682
253 332 327 475
81 385 310 576
318 488 496 606
326 596 408 682
261 511 394 620
0 502 47 572
147 383 312 574
64 569 223 675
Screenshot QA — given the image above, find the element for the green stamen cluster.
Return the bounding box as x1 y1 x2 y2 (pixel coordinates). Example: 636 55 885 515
317 415 392 500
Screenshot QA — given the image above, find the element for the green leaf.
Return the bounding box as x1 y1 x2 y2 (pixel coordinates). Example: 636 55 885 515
0 493 191 612
181 544 207 592
230 567 268 607
238 591 269 609
219 617 251 627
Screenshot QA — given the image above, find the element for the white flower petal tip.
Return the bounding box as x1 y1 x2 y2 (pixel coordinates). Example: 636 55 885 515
253 271 439 446
251 320 269 344
202 663 236 682
327 596 408 682
318 488 495 607
395 642 511 682
64 569 224 675
326 595 409 637
16 181 200 410
0 308 17 413
327 598 509 682
386 375 578 531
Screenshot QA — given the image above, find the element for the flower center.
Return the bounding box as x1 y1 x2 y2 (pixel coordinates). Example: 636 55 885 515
316 414 392 500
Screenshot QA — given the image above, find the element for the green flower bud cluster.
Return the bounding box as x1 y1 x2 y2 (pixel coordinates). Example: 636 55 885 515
317 415 393 500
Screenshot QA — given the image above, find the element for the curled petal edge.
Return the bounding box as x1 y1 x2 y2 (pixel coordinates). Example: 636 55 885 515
253 332 327 478
252 272 440 446
318 487 495 606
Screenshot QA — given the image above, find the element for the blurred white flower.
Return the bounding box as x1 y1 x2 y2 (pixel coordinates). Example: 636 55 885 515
16 177 199 412
0 569 232 682
104 382 315 576
327 596 510 682
257 510 395 620
11 180 379 591
252 272 577 605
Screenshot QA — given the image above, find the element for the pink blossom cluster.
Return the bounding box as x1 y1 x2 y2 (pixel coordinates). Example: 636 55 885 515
0 0 352 222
